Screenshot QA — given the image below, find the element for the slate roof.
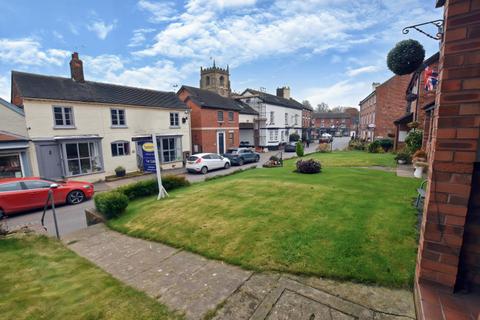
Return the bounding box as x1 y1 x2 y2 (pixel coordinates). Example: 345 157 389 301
12 71 187 109
235 100 258 115
394 112 413 125
242 89 304 110
181 86 243 111
313 112 351 119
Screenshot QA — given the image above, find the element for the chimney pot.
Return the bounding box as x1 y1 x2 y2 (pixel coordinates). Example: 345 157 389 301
70 52 85 83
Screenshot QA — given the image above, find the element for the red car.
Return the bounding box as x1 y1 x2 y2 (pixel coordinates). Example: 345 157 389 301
0 177 94 216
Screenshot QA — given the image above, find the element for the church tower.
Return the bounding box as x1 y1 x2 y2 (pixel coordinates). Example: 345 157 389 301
200 61 231 97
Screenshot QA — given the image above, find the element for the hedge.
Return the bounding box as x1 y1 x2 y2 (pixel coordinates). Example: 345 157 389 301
95 175 190 219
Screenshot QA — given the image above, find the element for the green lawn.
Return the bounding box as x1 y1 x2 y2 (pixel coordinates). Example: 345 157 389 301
109 152 419 288
0 234 182 320
306 150 397 168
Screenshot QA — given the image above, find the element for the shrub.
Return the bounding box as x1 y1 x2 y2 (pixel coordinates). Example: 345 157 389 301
367 140 382 153
94 191 129 219
289 132 300 142
317 143 331 153
118 175 190 200
405 130 423 154
395 151 411 164
269 155 280 162
376 138 394 152
387 39 425 75
348 139 366 151
295 159 321 174
296 141 304 157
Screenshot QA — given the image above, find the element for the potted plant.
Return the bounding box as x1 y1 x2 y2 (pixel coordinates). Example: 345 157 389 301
115 166 126 177
413 161 428 179
395 151 411 165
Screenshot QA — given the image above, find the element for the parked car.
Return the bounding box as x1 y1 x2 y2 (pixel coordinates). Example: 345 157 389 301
239 141 254 148
186 153 231 174
284 142 297 152
319 133 333 143
0 177 94 217
223 148 260 166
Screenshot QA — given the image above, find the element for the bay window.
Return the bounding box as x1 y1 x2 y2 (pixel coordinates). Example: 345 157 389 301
64 141 102 176
160 136 182 163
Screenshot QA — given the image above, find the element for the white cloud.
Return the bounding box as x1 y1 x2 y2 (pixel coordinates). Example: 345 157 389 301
138 0 177 23
87 20 116 40
0 75 10 101
83 54 183 92
346 65 381 77
52 31 63 40
128 28 155 47
0 38 70 66
303 80 371 108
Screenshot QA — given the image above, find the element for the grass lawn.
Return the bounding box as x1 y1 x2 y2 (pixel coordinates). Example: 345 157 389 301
0 234 182 320
109 151 419 288
306 150 397 168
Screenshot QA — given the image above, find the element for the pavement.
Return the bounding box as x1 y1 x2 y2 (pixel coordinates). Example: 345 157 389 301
63 223 416 320
5 137 351 237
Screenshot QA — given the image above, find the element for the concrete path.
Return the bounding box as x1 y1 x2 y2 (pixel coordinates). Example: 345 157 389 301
63 224 415 320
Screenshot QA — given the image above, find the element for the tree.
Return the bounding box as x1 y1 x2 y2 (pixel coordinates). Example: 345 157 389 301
316 102 330 113
302 100 312 109
331 106 347 112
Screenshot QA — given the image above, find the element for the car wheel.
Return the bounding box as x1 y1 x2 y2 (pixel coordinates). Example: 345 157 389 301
224 162 231 169
239 158 244 166
201 166 208 174
67 190 85 205
255 155 260 162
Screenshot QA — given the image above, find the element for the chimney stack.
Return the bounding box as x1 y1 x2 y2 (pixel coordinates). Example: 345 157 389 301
276 86 290 99
70 52 85 83
372 82 380 91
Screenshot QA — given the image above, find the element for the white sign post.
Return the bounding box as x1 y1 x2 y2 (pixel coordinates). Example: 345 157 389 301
152 134 169 200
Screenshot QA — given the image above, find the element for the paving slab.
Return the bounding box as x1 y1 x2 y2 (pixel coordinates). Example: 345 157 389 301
64 225 415 320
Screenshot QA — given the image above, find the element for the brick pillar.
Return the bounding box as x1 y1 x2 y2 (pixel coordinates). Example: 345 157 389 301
416 0 480 292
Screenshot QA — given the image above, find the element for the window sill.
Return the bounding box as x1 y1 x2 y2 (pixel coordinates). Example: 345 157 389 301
169 126 181 129
53 126 76 130
111 125 128 129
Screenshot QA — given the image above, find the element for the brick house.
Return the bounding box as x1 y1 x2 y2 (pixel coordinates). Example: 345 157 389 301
359 75 411 141
414 0 480 319
312 112 353 137
301 102 314 141
394 53 440 151
177 86 241 154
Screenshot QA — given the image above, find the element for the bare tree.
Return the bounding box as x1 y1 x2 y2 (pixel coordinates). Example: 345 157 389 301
331 106 348 112
315 102 330 113
302 100 312 109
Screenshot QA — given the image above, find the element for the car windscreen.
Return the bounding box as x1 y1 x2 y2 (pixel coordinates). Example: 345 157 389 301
226 149 238 154
187 156 198 161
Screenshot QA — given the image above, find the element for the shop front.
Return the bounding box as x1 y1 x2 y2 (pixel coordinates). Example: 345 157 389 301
0 133 31 179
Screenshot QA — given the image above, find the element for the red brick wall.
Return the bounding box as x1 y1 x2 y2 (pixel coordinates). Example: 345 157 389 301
178 88 239 153
375 75 412 138
416 0 480 292
313 115 353 131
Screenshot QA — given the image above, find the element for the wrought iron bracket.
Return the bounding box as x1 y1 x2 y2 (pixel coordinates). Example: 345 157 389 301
402 19 444 40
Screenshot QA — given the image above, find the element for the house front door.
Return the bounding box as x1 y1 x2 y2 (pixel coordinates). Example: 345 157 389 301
217 131 225 154
36 143 63 179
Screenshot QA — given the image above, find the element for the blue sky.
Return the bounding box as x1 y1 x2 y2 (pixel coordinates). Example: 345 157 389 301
0 0 442 108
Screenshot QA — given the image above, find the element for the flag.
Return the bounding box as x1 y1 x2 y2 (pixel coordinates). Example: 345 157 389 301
424 66 438 92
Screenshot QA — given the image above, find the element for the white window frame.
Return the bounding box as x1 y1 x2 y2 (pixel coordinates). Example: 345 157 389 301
111 108 126 127
53 106 75 128
160 136 182 163
270 111 274 124
170 112 179 127
111 141 130 157
63 140 103 177
285 113 288 125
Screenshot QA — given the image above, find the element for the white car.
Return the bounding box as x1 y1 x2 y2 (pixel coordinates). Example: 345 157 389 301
186 153 231 174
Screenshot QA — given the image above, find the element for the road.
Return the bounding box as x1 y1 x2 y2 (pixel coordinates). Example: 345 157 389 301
5 137 350 237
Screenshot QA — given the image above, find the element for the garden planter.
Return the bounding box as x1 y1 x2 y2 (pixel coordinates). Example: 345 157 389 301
414 166 424 178
115 169 126 177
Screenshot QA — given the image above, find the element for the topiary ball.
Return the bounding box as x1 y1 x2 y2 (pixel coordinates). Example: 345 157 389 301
387 39 425 75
